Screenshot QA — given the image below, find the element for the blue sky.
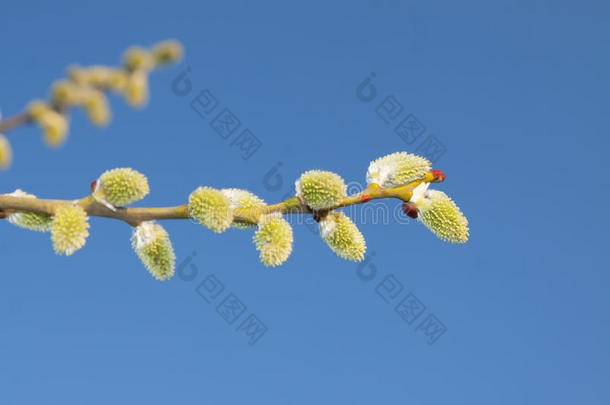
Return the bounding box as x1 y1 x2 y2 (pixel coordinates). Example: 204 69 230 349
1 1 609 404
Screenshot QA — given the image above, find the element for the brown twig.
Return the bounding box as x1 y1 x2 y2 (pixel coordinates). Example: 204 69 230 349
0 112 31 133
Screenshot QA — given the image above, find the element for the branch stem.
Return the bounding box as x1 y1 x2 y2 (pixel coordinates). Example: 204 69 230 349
0 112 31 133
0 177 430 227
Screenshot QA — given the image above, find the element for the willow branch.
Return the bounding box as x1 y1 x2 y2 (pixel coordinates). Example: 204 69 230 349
0 39 183 143
0 112 31 133
0 176 431 227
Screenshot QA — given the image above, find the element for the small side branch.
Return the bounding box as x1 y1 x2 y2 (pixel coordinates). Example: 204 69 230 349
0 112 31 133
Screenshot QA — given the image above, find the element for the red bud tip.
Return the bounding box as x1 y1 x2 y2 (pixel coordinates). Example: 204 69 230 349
430 170 446 182
361 195 372 203
402 202 418 219
90 180 97 194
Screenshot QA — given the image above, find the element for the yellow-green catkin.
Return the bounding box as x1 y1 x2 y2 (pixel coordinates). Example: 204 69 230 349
27 101 69 147
67 65 99 85
40 110 69 147
416 189 469 243
123 46 155 71
295 170 347 210
50 79 85 106
188 186 234 233
68 65 128 92
253 214 294 267
221 188 266 229
26 100 50 121
67 65 93 84
151 40 184 64
5 190 53 231
131 221 176 281
83 89 111 126
124 70 149 108
366 151 431 188
93 168 150 208
0 133 12 170
318 211 366 262
51 204 90 256
106 69 129 92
